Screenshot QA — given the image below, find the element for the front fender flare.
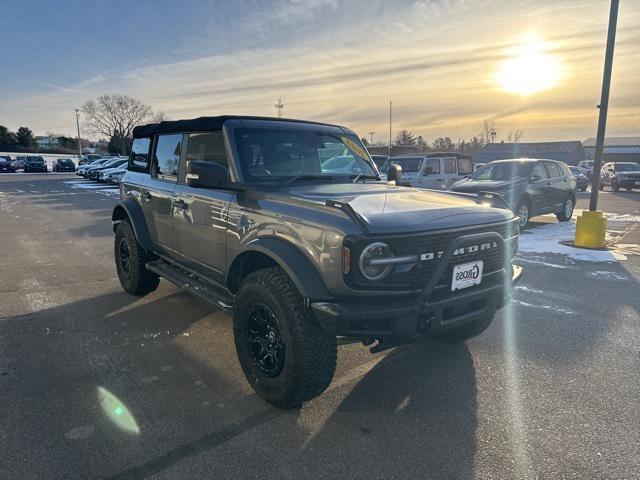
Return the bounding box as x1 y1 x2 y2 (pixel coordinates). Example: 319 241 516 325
111 198 153 251
231 237 332 301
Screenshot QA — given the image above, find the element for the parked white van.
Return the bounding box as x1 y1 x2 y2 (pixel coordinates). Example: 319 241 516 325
387 153 474 189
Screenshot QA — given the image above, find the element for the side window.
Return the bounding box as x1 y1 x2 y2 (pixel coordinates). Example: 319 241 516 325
545 162 562 178
532 163 549 180
424 158 440 175
457 157 473 175
130 137 150 170
186 132 227 167
153 134 182 181
443 157 456 174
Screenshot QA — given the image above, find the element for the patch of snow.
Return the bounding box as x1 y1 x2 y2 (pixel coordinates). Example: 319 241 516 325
517 256 570 269
519 219 632 262
588 270 628 280
515 285 545 294
512 299 576 316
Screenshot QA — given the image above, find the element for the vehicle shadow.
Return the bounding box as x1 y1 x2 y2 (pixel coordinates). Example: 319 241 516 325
294 340 478 479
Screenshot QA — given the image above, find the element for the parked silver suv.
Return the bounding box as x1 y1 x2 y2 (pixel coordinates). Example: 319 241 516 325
112 116 522 408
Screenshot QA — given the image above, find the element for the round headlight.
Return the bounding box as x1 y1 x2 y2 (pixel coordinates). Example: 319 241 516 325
359 242 393 281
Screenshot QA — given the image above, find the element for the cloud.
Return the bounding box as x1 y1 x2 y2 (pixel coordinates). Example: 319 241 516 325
1 0 639 142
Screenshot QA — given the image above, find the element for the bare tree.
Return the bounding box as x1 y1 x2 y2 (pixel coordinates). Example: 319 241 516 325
480 120 496 145
81 94 156 154
507 129 524 143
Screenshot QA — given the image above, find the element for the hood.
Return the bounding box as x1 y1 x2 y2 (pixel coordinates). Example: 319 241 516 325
450 177 525 193
265 182 514 234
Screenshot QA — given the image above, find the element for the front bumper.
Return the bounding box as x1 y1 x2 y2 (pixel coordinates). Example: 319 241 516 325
617 179 640 189
312 263 522 347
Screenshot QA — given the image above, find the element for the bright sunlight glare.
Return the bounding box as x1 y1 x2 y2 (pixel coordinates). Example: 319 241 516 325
495 37 563 96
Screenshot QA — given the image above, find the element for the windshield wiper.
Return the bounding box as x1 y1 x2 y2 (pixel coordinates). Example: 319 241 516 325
351 174 381 183
284 174 334 184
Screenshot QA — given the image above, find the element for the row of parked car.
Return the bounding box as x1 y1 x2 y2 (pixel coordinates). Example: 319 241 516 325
0 155 78 173
371 153 638 228
76 156 129 184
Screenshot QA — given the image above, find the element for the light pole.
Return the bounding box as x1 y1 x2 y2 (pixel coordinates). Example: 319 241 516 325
589 0 619 211
369 131 375 145
489 127 496 144
75 109 82 160
274 98 284 118
575 0 618 249
388 101 392 157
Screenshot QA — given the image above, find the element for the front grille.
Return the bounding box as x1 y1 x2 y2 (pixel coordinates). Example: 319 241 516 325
347 221 516 290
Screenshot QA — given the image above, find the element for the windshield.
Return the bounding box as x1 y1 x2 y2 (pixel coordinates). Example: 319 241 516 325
389 157 422 173
615 163 640 172
471 162 532 181
234 128 377 182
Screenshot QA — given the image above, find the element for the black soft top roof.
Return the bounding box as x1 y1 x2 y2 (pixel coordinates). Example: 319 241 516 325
132 115 343 138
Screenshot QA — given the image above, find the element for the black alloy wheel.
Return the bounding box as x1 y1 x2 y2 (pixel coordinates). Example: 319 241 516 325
246 302 286 378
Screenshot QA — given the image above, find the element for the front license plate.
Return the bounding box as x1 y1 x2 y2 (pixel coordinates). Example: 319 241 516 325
451 261 483 291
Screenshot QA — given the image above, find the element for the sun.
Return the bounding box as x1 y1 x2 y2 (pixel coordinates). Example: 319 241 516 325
495 37 563 95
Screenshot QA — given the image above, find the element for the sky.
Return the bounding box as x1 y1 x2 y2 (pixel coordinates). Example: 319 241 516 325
1 0 638 143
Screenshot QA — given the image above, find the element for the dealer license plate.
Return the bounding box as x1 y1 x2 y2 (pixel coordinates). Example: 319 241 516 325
451 261 483 291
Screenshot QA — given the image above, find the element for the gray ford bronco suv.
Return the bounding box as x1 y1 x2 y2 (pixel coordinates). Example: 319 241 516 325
112 116 522 408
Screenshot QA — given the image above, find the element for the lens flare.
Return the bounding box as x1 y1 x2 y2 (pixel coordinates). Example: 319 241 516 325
97 386 140 434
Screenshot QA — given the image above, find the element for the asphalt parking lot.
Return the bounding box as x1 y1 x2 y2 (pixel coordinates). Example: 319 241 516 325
1 174 639 479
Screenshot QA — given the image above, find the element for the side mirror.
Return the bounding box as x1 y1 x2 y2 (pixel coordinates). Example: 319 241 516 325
187 160 229 188
387 164 402 183
422 166 433 176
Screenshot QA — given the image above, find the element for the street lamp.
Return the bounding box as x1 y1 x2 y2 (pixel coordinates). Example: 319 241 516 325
75 109 82 160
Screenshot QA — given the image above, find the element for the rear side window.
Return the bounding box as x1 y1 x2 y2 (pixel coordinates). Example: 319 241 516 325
457 157 473 175
443 158 456 174
186 132 227 167
153 134 182 181
545 162 563 178
130 138 150 171
424 158 440 175
532 163 549 180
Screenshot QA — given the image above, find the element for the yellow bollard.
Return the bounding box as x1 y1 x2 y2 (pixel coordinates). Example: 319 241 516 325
575 210 607 248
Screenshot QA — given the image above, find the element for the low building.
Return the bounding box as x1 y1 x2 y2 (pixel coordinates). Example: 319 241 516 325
583 137 640 164
367 145 422 157
474 141 585 166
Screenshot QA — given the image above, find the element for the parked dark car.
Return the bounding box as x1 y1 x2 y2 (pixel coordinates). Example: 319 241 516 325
0 155 16 172
12 156 27 170
87 158 127 180
24 156 48 173
599 162 640 192
111 115 522 408
450 158 576 228
569 166 588 191
52 158 76 172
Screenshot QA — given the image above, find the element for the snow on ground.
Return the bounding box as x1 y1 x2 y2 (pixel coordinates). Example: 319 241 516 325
518 212 639 263
63 179 119 197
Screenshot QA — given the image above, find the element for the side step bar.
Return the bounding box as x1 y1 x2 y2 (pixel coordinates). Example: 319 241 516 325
146 259 234 313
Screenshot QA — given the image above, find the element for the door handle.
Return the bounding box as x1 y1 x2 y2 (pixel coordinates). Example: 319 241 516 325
173 199 188 209
547 182 552 186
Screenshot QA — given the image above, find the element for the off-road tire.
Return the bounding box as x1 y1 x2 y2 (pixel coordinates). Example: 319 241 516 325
556 195 574 222
234 267 337 409
114 220 159 295
515 198 531 229
434 306 497 343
